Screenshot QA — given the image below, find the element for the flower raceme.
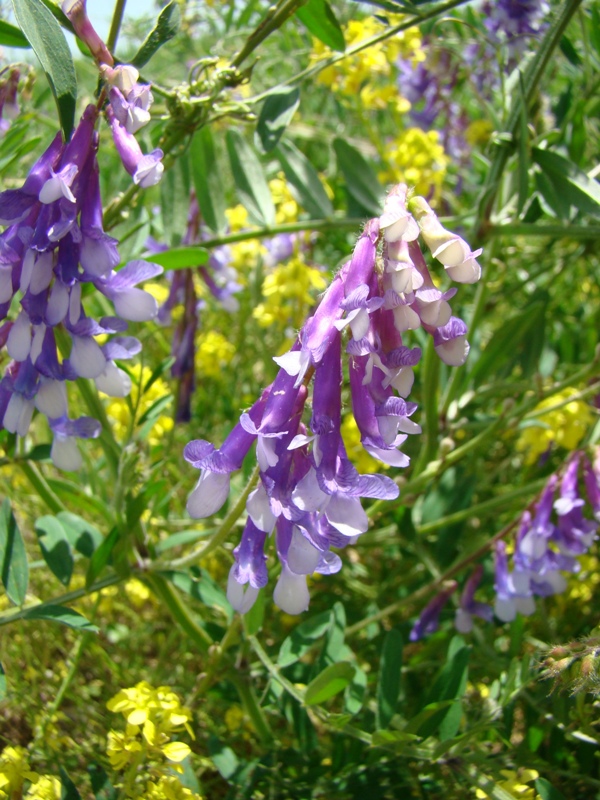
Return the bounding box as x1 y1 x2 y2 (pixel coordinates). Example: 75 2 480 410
0 104 162 470
185 184 483 615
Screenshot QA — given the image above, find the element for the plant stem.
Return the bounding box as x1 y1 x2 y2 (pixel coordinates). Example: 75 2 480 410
0 572 123 626
198 217 366 249
231 675 273 745
17 461 65 514
107 0 127 54
145 573 213 651
231 0 307 69
164 465 260 570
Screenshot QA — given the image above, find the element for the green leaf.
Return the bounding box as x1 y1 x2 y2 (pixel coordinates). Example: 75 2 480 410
190 127 227 235
296 0 345 52
0 18 30 48
22 604 99 633
160 568 232 620
88 764 117 800
146 246 209 270
304 662 356 705
226 130 276 226
371 730 422 748
559 34 581 65
0 662 6 701
131 1 180 68
333 138 384 216
256 87 300 153
57 512 102 558
534 170 571 220
278 609 333 667
0 498 28 605
35 515 74 586
535 778 567 800
60 767 82 800
417 642 470 740
532 147 600 217
517 74 529 216
376 629 403 729
12 0 77 138
276 140 333 219
590 6 600 56
155 529 212 554
86 527 119 588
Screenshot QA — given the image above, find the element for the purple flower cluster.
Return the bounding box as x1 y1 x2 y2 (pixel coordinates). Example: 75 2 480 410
156 194 241 421
62 1 163 186
0 104 162 470
185 184 482 615
397 52 470 164
483 0 550 55
410 452 600 640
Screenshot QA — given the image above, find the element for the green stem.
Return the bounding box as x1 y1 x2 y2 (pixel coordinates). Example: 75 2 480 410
476 0 584 236
145 573 213 652
249 635 305 703
199 217 365 249
231 0 307 69
107 0 127 54
16 461 65 514
164 465 260 570
231 675 273 745
488 224 600 239
76 378 121 478
415 479 546 535
248 0 471 103
0 572 123 626
413 339 440 476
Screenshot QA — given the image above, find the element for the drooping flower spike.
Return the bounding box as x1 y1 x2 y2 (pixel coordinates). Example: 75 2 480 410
185 183 483 614
0 104 162 469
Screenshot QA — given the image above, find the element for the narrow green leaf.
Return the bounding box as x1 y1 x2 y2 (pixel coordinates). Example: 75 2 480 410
376 629 403 729
517 74 529 216
590 6 600 56
145 246 209 270
190 127 227 234
86 527 119 588
155 529 212 554
60 767 82 800
559 34 581 65
0 498 28 605
0 19 30 48
160 568 232 620
278 609 333 667
12 0 77 139
0 662 6 701
226 130 276 226
22 604 99 633
22 444 51 462
304 662 356 705
532 147 600 217
333 138 384 216
88 764 117 800
418 643 470 740
371 730 421 748
256 87 300 152
296 0 345 52
35 515 74 586
276 140 333 219
534 170 571 219
131 1 180 68
535 778 567 800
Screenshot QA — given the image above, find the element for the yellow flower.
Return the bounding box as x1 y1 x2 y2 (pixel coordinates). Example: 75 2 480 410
141 776 202 800
341 414 385 473
225 205 251 232
195 331 236 379
516 387 594 465
253 257 326 330
475 769 540 800
106 728 143 771
25 776 61 800
0 747 38 798
381 128 448 197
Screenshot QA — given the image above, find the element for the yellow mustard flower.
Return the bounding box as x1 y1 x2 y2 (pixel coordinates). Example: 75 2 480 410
105 364 173 445
25 776 61 800
269 175 299 224
106 728 143 771
341 413 385 474
195 331 236 379
141 775 202 800
381 128 448 198
0 747 38 798
475 768 540 800
253 257 327 330
225 205 251 232
516 387 595 465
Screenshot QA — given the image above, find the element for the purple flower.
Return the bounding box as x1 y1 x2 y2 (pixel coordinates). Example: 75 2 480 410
185 183 482 613
409 582 458 641
62 0 114 65
107 107 164 187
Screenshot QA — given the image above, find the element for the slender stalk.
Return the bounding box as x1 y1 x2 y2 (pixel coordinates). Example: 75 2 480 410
231 675 273 745
198 217 366 249
16 461 65 515
412 339 440 476
488 224 600 239
0 572 123 626
164 465 260 570
145 573 213 651
231 0 307 69
107 0 127 54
